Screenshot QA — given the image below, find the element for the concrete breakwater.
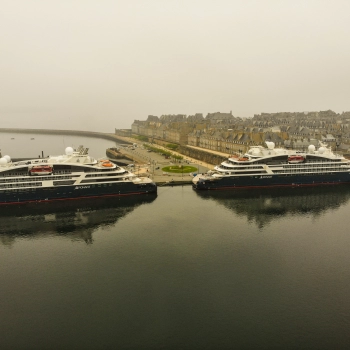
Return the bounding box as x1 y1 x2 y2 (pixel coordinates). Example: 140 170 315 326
0 128 132 145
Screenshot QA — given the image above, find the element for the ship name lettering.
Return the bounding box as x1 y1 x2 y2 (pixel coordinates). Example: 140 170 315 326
260 176 272 179
75 186 90 189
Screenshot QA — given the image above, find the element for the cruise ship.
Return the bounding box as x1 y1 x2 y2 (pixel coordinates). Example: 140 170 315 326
192 141 350 190
0 146 157 204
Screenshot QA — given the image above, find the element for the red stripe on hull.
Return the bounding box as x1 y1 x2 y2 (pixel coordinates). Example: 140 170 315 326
0 191 156 205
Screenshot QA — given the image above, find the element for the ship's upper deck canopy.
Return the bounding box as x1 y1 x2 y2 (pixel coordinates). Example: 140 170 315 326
47 146 98 165
237 141 344 161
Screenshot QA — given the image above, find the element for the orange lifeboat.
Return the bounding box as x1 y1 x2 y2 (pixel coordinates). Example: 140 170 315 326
238 157 249 161
101 160 114 167
30 165 53 175
288 155 304 164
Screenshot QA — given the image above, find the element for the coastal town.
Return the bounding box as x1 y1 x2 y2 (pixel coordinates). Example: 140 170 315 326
121 110 350 156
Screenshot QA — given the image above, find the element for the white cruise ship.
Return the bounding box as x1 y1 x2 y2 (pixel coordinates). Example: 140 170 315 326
0 146 156 204
193 141 350 190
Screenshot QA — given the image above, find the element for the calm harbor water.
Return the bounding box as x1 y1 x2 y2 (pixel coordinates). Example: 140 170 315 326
0 131 118 159
1 133 350 349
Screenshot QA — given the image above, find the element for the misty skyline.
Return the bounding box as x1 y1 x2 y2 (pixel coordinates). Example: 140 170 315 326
1 0 350 132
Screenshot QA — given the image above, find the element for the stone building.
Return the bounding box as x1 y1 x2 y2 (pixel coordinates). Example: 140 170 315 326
130 110 350 154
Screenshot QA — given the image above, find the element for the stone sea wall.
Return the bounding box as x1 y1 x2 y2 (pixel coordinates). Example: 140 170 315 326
0 128 132 145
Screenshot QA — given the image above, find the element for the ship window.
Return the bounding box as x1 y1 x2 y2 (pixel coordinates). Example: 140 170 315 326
86 173 125 178
0 182 42 188
53 180 76 186
80 178 122 183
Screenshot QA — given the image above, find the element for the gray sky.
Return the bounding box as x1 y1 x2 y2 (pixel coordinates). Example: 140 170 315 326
1 0 350 132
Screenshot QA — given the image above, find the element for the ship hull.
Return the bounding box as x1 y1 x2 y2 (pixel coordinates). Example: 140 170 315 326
193 172 350 190
0 181 157 204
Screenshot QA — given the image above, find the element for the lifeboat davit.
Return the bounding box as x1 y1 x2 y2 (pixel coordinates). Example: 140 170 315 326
29 165 53 175
288 155 305 163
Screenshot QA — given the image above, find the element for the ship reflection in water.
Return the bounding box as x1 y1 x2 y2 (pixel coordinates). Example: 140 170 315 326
0 195 156 246
195 186 350 229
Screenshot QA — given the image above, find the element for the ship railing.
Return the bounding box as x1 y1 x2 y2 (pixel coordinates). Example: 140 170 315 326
14 161 29 166
289 159 342 165
274 165 347 174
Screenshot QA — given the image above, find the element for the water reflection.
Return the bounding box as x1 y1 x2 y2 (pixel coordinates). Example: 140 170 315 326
195 186 350 229
0 195 156 246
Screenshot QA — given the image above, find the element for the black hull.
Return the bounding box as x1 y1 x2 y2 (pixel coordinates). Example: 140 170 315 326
193 172 350 190
0 181 157 205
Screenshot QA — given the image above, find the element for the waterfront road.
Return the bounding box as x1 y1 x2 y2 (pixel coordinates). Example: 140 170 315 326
114 141 212 186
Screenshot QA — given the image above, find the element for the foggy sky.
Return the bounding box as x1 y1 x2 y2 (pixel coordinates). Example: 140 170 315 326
1 0 350 132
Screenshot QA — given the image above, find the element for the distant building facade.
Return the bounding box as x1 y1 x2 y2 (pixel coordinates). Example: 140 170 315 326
130 110 350 153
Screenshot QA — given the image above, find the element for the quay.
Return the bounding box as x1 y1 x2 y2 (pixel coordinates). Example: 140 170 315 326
150 174 193 187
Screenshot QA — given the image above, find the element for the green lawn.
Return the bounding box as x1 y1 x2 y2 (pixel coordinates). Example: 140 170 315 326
161 165 197 173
